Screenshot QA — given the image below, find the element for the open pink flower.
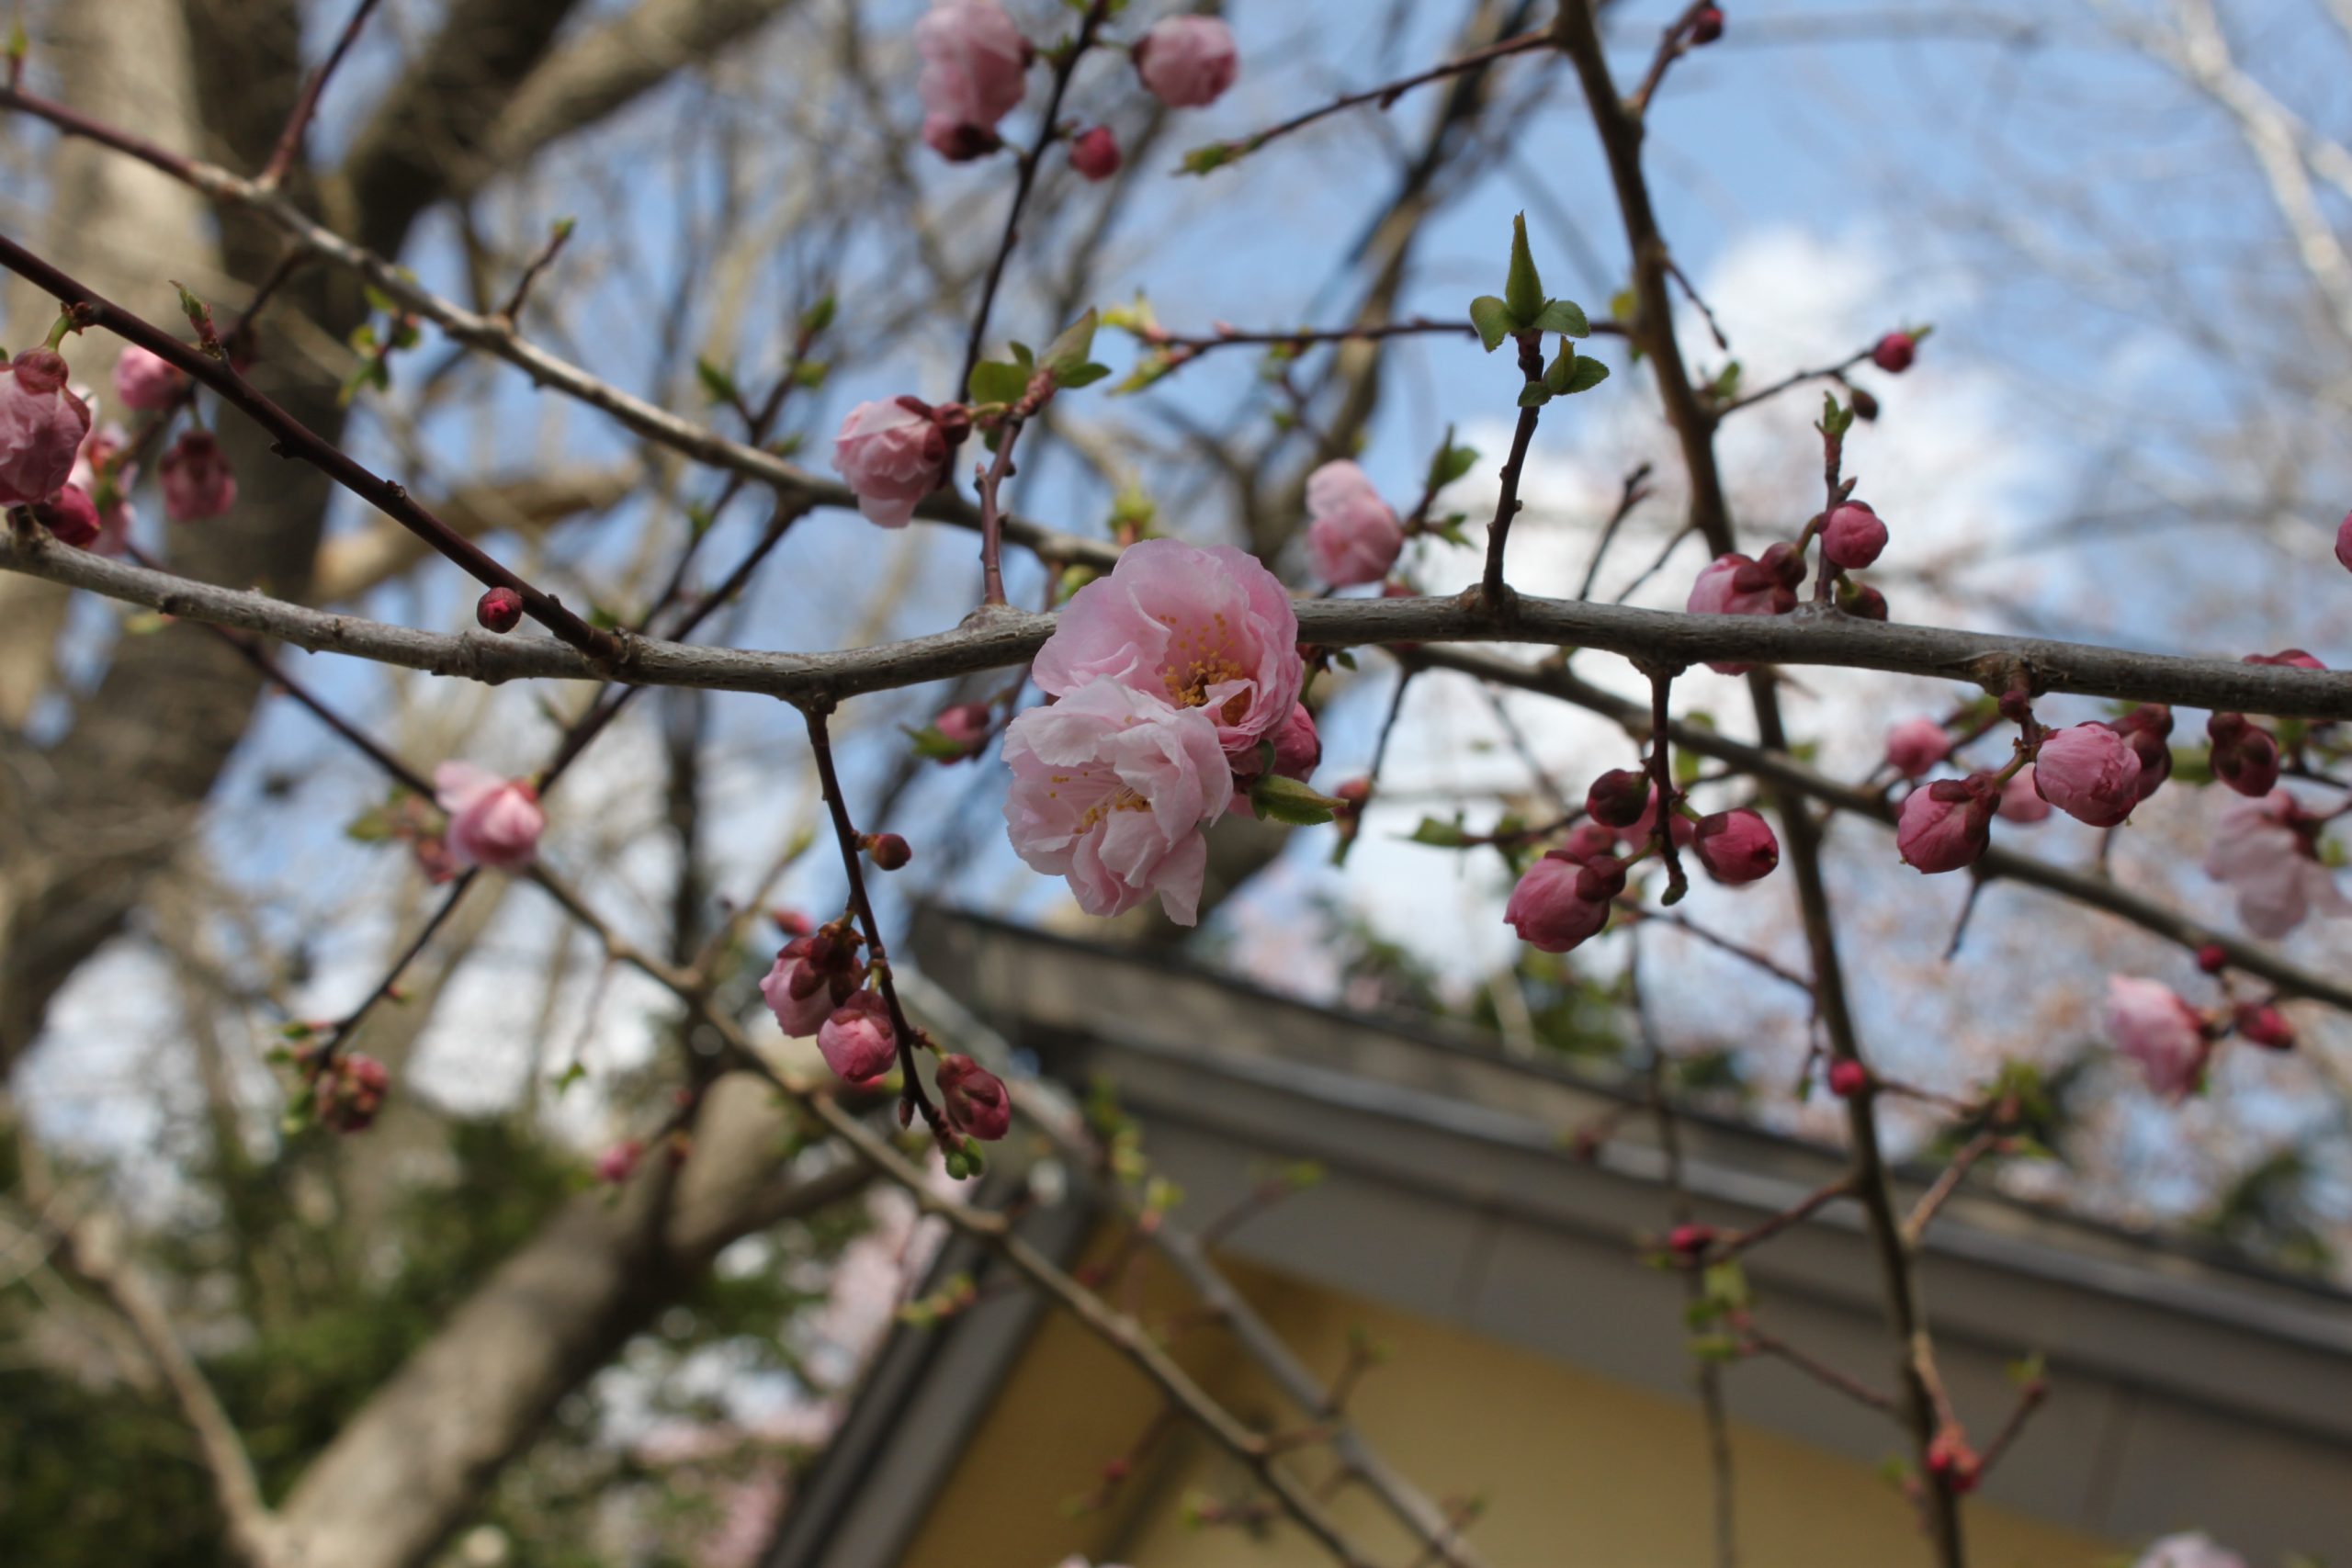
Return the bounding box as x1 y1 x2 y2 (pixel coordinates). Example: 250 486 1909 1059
818 991 899 1084
1896 776 1995 873
0 349 92 506
2034 721 2142 827
111 344 186 412
2104 976 2208 1100
2204 789 2350 938
916 0 1031 160
1135 16 1239 108
1304 460 1404 587
434 761 546 870
159 428 237 521
831 398 948 527
1032 537 1304 762
1884 716 1952 779
1002 680 1230 924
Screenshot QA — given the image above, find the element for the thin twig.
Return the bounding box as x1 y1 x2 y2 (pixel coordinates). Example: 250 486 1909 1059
258 0 387 187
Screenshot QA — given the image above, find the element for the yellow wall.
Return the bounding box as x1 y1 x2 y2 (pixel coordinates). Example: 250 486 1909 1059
902 1250 2115 1568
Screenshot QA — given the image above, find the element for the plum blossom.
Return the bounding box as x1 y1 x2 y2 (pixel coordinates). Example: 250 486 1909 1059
1996 767 2051 824
1693 808 1778 884
1896 777 1995 874
937 1055 1012 1140
831 398 948 527
1884 716 1951 779
1069 125 1121 180
2033 721 2141 827
28 485 100 547
0 349 92 506
159 428 237 521
111 344 186 412
1002 680 1231 924
1685 545 1799 673
1505 850 1616 953
915 0 1031 161
819 992 898 1084
1304 460 1404 587
69 424 134 554
761 937 865 1037
1031 537 1304 762
1821 501 1886 570
1134 16 1238 108
2105 976 2208 1099
2204 789 2351 939
434 761 545 870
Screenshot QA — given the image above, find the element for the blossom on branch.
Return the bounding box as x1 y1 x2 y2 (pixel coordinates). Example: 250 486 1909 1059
0 348 91 506
159 428 237 521
1134 17 1239 108
434 762 546 870
2033 721 2142 828
111 344 186 411
2204 789 2349 939
831 398 952 527
915 0 1032 161
1304 459 1404 587
2104 976 2208 1100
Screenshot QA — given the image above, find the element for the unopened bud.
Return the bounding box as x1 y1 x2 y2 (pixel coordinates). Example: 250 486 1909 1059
476 585 524 633
1586 768 1651 829
863 832 912 871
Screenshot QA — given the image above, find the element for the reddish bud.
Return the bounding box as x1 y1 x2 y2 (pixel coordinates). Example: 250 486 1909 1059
159 428 237 521
773 908 814 938
2195 942 2228 975
1884 716 1953 779
1693 808 1779 885
2207 714 2280 797
936 1054 1012 1140
1871 332 1917 374
2245 649 2325 671
1926 1428 1980 1494
1822 500 1887 570
594 1140 643 1185
1839 581 1889 621
1558 822 1620 863
2034 722 2142 827
1668 1224 1715 1258
863 832 913 871
29 483 101 548
1849 387 1880 421
1586 768 1652 829
1897 776 1996 874
1069 125 1122 180
1690 6 1724 43
1506 852 1611 953
2234 1002 2294 1050
476 585 524 633
933 701 991 759
1827 1059 1869 1099
1573 852 1630 902
2337 511 2352 575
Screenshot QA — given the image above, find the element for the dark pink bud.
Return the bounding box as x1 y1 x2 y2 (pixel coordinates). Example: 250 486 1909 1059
1758 538 1808 590
2108 704 2174 803
29 483 101 548
2196 943 2228 975
476 585 524 633
1069 125 1122 181
933 702 991 759
1586 768 1652 829
936 1054 1012 1140
1668 1224 1715 1258
2337 511 2352 575
1849 387 1879 421
817 991 897 1084
1690 6 1724 43
1871 332 1917 374
1821 501 1886 570
1505 852 1611 953
2234 1002 2294 1050
2034 722 2141 827
2245 649 2325 671
1558 822 1619 863
1840 581 1888 620
1827 1059 1868 1099
1896 776 1994 874
594 1140 643 1184
1573 852 1629 902
159 429 237 521
315 1051 390 1134
773 908 813 938
1927 1429 1980 1494
2208 715 2280 797
863 832 912 871
1269 703 1321 782
1693 808 1779 885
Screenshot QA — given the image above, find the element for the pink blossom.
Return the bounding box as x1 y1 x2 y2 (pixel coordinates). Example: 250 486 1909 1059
29 484 100 548
818 991 898 1085
831 398 947 527
1304 460 1404 587
937 1054 1012 1140
1557 822 1619 863
69 424 135 555
1871 332 1916 373
1135 16 1239 108
2104 976 2208 1100
1505 851 1611 953
1613 785 1697 850
111 344 186 412
2206 712 2280 797
1996 766 2051 824
1002 680 1230 924
1031 537 1304 762
1896 777 1993 874
1884 716 1952 778
1693 808 1778 884
915 0 1031 161
1685 547 1798 674
2204 789 2350 938
434 761 546 870
159 428 237 521
760 938 861 1037
0 350 92 506
594 1141 643 1185
2245 648 2324 671
1821 501 1886 570
1268 702 1321 780
2108 703 2175 803
1069 126 1121 180
2132 1535 2247 1568
2338 512 2352 575
2033 721 2141 827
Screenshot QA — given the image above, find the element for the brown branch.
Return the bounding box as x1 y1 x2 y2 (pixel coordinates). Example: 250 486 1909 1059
1196 28 1555 168
259 0 388 187
1478 332 1549 607
1740 1328 1899 1416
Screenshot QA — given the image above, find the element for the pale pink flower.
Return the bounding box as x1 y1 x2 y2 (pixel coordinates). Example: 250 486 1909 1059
0 350 92 506
1032 537 1304 762
1884 716 1951 779
434 761 545 870
1996 767 2051 824
916 0 1031 160
2105 976 2208 1100
1002 681 1230 924
1135 16 1239 107
2132 1534 2247 1568
111 344 186 412
69 423 135 555
1304 460 1404 587
2033 721 2141 827
2204 789 2351 939
819 991 899 1084
831 398 947 527
159 428 237 521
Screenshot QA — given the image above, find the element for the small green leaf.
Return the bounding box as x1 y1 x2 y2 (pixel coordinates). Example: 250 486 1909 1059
1531 299 1590 338
791 359 830 389
1009 341 1035 371
903 724 974 761
1180 141 1240 175
1559 355 1611 395
1427 427 1479 490
1043 308 1099 376
695 357 741 407
968 359 1027 407
1056 361 1112 389
798 294 837 336
1469 295 1515 353
1408 816 1472 848
1544 344 1576 395
1504 211 1544 325
1250 773 1343 826
1516 382 1552 408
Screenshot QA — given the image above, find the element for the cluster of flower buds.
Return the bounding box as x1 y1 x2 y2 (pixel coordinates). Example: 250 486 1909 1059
298 1046 390 1134
2105 972 2297 1100
760 920 871 1040
1686 540 1804 673
1897 700 2172 875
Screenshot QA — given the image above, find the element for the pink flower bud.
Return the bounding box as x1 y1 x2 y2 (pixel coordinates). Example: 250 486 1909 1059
2245 649 2324 671
936 1054 1012 1140
594 1140 643 1184
1687 550 1796 673
916 0 1032 161
1840 581 1889 621
1996 766 2051 824
1827 1059 1868 1098
932 701 992 761
1821 501 1886 570
1691 6 1724 43
0 349 92 506
2233 1002 2293 1050
1896 777 1994 874
313 1051 391 1134
2338 511 2352 575
1574 852 1629 902
1693 808 1779 885
864 831 913 871
831 398 949 527
2104 975 2207 1099
476 585 524 633
761 938 857 1036
1558 822 1620 863
1884 716 1952 779
2207 714 2280 797
69 423 136 557
1134 16 1239 108
1505 851 1612 953
2108 704 2174 802
30 483 101 548
433 761 545 870
111 344 187 412
1303 460 1404 587
1926 1428 1980 1494
159 428 237 521
2196 942 2228 974
1668 1223 1714 1258
1871 332 1917 374
1269 702 1321 781
1069 125 1122 180
2033 722 2143 827
1585 768 1652 829
818 991 898 1085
